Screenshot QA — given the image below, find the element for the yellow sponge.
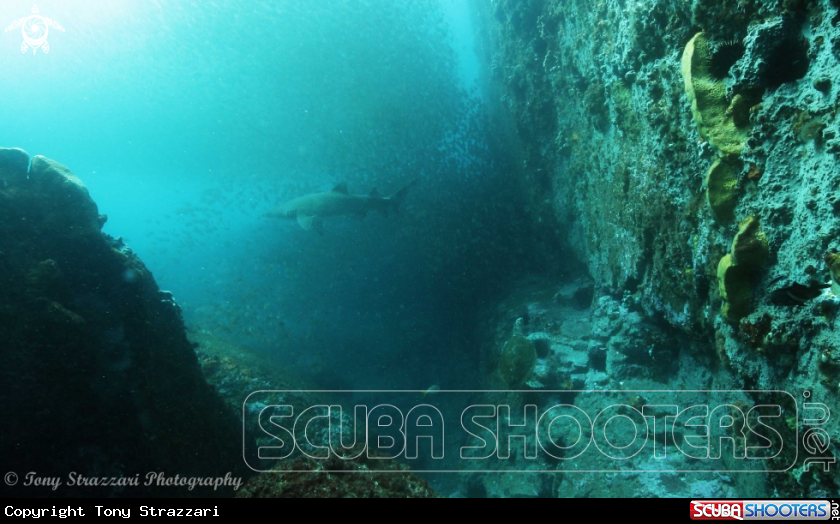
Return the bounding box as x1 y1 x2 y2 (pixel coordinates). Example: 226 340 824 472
706 158 739 224
682 33 749 156
718 254 753 323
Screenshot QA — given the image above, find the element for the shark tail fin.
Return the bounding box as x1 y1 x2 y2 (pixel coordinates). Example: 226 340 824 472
388 178 417 215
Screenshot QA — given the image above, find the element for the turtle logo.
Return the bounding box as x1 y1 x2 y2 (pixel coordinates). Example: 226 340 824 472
4 5 65 55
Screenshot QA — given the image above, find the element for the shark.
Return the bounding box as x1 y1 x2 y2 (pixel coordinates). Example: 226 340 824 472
265 180 415 231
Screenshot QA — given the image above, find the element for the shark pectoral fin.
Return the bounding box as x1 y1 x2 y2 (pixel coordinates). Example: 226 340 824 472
388 178 417 215
297 214 322 231
332 181 349 194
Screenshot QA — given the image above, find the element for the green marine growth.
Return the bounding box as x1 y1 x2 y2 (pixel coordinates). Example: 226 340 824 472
718 217 769 323
706 158 740 223
498 335 537 388
682 33 751 156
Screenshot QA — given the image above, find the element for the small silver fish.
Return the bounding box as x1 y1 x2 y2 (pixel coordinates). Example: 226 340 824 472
422 385 441 398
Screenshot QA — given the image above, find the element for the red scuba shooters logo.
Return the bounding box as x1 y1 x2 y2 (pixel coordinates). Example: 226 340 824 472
691 500 833 520
691 501 743 520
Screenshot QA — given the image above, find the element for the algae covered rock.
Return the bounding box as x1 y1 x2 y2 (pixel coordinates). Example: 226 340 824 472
498 335 537 387
706 158 740 223
0 147 29 181
28 155 104 236
237 449 438 499
0 147 244 497
682 33 750 156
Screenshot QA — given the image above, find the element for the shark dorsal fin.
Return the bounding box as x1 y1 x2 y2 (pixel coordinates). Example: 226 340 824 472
369 187 380 198
332 181 349 194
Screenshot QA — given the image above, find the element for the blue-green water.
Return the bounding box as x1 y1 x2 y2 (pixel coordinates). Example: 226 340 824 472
0 0 536 391
3 0 837 501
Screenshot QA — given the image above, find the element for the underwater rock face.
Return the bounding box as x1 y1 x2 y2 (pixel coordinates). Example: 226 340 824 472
476 0 840 498
236 450 438 499
191 332 438 498
0 148 243 497
0 147 29 179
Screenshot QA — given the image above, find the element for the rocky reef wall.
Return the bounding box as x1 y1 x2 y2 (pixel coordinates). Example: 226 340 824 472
472 0 840 497
0 148 245 497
